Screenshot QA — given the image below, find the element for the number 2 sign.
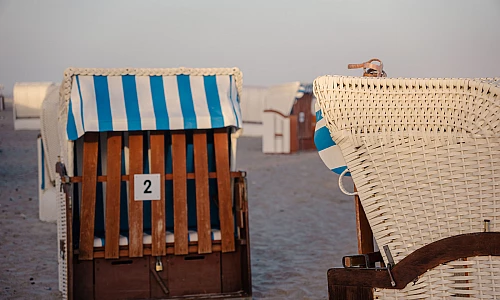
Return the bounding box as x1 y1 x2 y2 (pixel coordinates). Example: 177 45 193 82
134 174 161 201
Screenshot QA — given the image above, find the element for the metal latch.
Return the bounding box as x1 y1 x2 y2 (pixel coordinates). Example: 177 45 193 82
484 219 491 232
155 256 163 272
59 175 71 192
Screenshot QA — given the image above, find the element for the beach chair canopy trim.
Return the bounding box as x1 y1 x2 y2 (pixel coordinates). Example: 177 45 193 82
60 68 243 141
312 77 500 176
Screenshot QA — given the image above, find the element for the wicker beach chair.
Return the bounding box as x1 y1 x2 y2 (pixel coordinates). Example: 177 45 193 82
52 67 252 300
314 76 500 299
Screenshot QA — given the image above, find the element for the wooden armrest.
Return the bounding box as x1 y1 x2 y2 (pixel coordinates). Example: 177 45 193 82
329 232 500 290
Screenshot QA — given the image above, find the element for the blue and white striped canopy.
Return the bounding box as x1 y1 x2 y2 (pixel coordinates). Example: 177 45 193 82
66 74 242 140
314 102 350 176
295 83 313 99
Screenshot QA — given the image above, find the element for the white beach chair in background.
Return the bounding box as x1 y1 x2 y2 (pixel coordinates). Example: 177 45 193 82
37 83 62 222
262 82 316 154
239 86 268 136
314 76 500 299
13 82 56 130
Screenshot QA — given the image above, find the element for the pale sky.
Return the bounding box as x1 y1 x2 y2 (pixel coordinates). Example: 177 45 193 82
0 0 499 95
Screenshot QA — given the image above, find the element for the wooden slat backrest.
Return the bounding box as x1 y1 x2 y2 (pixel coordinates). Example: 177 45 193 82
104 132 122 259
128 132 144 257
79 132 99 260
193 131 212 254
214 128 235 252
150 131 166 256
74 128 238 258
171 132 189 255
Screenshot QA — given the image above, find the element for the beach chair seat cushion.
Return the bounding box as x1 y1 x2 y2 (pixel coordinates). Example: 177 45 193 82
93 229 222 247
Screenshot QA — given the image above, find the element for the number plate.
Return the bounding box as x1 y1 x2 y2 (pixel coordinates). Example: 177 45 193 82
134 174 161 201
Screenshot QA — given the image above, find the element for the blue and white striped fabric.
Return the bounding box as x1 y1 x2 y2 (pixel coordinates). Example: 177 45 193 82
314 102 350 176
66 75 242 140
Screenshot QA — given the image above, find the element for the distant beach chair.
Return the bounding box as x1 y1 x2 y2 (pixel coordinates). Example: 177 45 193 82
262 82 316 154
239 86 268 136
13 82 56 130
52 68 252 300
0 84 5 111
314 76 500 299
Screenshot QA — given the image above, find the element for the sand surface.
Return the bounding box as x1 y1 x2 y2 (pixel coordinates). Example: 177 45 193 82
0 101 61 300
0 100 357 300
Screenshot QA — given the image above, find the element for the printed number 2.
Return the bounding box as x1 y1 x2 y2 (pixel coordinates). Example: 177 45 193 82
144 180 152 194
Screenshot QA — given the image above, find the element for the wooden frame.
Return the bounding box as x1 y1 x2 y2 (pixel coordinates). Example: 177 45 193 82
290 92 316 152
329 233 500 299
57 128 252 300
354 186 374 255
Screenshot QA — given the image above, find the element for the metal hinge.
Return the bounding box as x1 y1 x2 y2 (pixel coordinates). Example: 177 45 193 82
59 175 71 192
383 245 396 287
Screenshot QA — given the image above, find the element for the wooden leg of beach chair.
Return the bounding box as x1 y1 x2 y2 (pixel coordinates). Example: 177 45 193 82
171 132 188 255
150 131 166 256
221 175 252 295
193 130 212 254
289 115 299 154
214 128 235 253
79 133 99 260
239 175 253 295
354 185 374 254
105 132 122 259
128 132 144 257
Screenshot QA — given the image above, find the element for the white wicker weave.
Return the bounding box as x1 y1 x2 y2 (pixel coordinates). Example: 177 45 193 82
314 76 500 299
56 173 67 298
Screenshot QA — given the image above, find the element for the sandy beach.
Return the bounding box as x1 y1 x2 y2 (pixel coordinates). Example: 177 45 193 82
0 99 357 300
